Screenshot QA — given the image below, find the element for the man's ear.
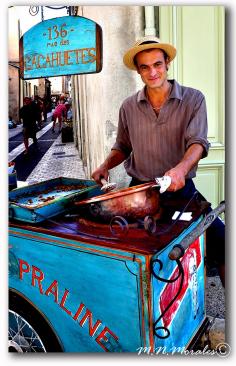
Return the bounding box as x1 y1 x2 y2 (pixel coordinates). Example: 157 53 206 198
166 57 171 71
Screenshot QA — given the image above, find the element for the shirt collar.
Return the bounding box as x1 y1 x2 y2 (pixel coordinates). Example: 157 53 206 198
137 87 148 103
137 79 183 103
169 79 183 100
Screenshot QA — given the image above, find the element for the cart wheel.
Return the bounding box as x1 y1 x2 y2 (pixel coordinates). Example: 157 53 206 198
110 216 129 237
8 310 46 352
9 291 62 352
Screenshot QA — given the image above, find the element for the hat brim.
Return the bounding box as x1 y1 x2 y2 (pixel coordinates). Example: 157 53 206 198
123 43 176 70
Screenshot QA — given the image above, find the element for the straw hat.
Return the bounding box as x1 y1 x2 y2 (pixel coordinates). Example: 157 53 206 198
123 35 177 70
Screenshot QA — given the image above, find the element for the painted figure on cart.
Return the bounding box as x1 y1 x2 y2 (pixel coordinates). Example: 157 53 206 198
92 36 225 286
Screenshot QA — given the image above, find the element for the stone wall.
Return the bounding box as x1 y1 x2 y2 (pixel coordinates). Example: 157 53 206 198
8 65 20 122
74 6 144 186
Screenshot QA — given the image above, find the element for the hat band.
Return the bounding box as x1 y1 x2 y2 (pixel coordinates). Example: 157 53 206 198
139 41 159 45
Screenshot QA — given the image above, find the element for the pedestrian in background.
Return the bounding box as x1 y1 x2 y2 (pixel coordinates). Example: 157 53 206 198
42 94 51 122
19 97 38 155
51 97 67 133
33 95 43 130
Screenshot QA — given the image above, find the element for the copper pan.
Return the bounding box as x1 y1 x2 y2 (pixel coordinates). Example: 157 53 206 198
74 182 161 222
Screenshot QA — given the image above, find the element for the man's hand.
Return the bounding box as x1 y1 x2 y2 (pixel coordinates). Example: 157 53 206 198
164 144 204 192
164 167 186 192
91 164 109 185
91 149 127 185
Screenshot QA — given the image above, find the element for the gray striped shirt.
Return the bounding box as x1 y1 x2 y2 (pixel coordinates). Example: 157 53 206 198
112 79 210 181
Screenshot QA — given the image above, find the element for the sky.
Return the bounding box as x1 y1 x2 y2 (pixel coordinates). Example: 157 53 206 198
16 5 68 34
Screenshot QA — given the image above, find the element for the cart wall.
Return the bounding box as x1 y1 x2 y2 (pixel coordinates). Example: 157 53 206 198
9 228 151 352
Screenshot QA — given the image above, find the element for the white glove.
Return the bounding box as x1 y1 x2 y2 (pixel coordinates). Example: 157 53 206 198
155 176 171 194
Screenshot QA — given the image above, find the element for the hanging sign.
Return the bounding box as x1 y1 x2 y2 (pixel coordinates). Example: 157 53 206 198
19 16 102 79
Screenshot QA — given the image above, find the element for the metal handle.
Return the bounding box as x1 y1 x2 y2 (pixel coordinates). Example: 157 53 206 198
101 178 108 186
150 182 161 191
168 201 225 260
100 177 117 192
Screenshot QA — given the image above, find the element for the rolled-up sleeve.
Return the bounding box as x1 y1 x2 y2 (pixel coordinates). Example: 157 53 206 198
185 94 210 158
112 105 132 157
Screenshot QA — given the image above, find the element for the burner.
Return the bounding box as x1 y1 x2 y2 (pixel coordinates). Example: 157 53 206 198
77 209 163 239
77 216 141 238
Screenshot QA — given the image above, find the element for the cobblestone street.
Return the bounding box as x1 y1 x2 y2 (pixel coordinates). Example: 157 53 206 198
26 134 86 184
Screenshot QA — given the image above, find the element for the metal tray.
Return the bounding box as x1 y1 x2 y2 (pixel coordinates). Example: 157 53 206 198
9 177 103 223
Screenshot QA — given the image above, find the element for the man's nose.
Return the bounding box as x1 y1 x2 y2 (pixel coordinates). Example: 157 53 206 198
149 66 157 77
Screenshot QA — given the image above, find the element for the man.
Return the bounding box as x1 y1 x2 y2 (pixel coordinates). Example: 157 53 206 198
19 97 38 155
92 36 225 286
33 95 43 130
42 94 51 123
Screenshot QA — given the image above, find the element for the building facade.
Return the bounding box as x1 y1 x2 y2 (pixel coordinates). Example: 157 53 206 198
8 7 51 121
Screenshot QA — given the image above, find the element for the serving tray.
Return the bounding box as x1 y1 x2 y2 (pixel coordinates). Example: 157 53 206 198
9 177 103 223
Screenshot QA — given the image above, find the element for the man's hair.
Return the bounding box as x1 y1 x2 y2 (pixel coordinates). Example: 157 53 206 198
133 47 169 69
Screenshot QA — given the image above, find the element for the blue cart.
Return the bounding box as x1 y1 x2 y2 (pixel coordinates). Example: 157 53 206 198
9 186 222 353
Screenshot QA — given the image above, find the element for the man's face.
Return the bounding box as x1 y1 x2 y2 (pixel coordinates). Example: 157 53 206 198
24 98 31 105
135 49 170 89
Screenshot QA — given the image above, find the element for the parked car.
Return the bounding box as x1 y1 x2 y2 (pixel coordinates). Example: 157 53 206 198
9 117 17 129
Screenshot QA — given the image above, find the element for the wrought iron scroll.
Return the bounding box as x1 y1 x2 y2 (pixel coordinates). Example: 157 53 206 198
29 6 72 22
151 257 184 339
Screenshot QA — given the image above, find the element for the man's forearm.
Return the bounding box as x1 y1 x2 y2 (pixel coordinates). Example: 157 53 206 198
176 144 204 176
165 143 204 191
92 149 127 183
101 149 127 170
